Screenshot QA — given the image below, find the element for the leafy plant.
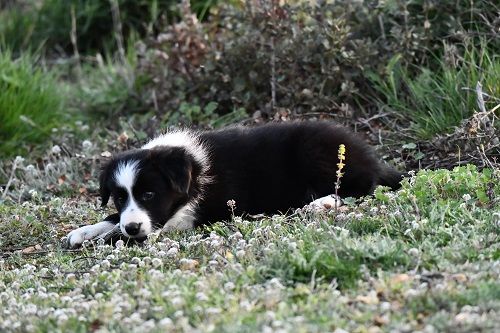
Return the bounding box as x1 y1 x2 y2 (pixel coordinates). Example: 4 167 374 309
136 0 499 123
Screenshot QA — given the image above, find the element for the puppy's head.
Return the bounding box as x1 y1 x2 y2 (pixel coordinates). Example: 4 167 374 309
99 147 202 239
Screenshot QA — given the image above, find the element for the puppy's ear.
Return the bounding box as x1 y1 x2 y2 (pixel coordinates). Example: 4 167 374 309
99 160 113 207
151 148 194 195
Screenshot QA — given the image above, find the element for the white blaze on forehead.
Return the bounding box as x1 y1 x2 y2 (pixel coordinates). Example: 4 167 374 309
114 160 141 190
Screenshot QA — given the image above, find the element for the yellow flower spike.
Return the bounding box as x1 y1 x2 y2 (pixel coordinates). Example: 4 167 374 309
338 144 346 155
335 144 347 198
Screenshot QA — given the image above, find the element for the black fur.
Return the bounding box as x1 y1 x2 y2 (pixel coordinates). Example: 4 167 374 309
194 122 403 226
100 121 405 231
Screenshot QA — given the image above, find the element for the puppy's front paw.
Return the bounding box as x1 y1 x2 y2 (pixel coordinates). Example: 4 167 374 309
64 228 86 249
63 221 118 249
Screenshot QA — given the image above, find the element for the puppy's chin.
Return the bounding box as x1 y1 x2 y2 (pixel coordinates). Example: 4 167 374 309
120 229 149 240
129 227 163 241
135 235 148 242
122 233 148 242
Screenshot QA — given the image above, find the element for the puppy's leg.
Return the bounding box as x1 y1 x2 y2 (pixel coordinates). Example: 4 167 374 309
308 194 343 210
64 214 120 249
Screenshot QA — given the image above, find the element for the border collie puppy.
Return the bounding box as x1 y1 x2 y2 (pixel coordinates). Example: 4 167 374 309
65 121 404 248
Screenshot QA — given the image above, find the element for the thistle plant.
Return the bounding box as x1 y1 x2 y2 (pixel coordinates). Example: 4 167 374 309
335 144 346 198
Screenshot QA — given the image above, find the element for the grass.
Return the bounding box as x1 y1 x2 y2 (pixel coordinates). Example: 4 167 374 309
0 155 498 332
0 2 499 332
0 0 221 56
370 40 500 139
0 50 65 156
72 57 139 119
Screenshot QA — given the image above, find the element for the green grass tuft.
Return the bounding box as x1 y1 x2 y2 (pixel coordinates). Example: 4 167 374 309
370 41 500 139
0 50 64 156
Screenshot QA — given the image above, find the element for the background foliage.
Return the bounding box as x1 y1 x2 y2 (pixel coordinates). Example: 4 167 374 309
0 0 498 160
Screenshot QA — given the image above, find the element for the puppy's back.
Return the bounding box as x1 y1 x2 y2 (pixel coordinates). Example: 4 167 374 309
195 121 403 225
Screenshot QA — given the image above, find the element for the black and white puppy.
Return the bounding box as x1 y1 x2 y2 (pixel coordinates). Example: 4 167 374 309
65 121 404 248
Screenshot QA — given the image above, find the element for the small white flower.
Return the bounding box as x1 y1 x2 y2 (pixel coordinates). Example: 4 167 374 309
166 247 179 257
66 274 76 283
14 156 25 165
265 310 276 321
158 317 174 329
196 292 209 301
51 145 62 154
171 297 184 308
206 307 221 315
131 257 141 265
101 260 111 269
25 164 36 173
140 319 155 331
462 194 472 202
151 258 162 268
57 313 68 325
224 282 235 290
44 163 55 172
28 189 39 199
408 248 419 257
82 140 93 150
115 239 125 248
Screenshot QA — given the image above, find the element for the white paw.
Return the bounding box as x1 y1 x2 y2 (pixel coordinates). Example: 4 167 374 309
308 194 343 211
63 221 118 249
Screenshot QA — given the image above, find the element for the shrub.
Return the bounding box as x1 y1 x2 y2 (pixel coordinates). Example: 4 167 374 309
0 0 219 56
138 1 379 117
136 0 499 122
0 50 63 156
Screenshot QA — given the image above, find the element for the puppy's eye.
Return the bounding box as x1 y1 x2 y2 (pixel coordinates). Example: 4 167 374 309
141 192 155 201
117 195 127 205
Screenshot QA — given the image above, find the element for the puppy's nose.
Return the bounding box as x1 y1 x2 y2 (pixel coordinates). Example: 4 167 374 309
125 222 142 236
